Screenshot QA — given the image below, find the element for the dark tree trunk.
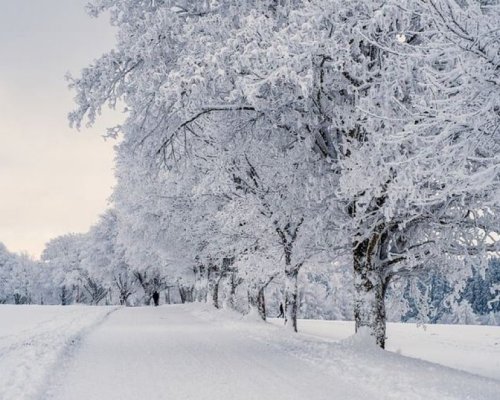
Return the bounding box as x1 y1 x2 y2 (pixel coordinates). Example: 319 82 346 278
275 219 304 332
179 285 187 304
75 284 81 303
60 285 68 306
83 277 108 305
256 288 266 320
119 292 129 306
208 258 233 309
352 236 389 349
249 274 277 320
284 268 299 332
114 273 134 306
211 277 222 309
212 287 219 308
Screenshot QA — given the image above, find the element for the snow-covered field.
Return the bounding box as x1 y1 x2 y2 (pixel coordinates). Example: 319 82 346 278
1 304 499 400
268 318 500 381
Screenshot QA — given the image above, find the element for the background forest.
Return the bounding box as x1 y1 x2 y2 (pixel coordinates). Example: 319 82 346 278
1 239 499 327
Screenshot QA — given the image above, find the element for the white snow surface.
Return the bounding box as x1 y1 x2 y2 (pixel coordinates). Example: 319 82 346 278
1 304 499 400
268 318 500 381
0 305 116 400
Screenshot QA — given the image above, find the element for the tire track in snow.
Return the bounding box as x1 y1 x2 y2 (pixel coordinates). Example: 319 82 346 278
0 306 118 400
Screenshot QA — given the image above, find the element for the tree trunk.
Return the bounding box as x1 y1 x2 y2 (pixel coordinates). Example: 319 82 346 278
256 288 266 320
119 290 131 306
353 239 388 348
114 274 133 306
276 219 303 332
225 278 236 309
75 284 81 303
284 268 299 332
186 286 194 302
144 292 152 306
193 265 208 302
225 271 242 310
60 285 68 306
178 285 186 303
248 287 267 321
211 277 222 309
178 283 194 304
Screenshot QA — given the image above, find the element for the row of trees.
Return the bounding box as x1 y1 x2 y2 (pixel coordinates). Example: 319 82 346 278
1 0 498 349
2 231 499 327
68 0 498 348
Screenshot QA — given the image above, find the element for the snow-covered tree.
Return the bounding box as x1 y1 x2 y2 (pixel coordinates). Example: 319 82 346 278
41 234 87 305
0 243 48 305
81 209 137 305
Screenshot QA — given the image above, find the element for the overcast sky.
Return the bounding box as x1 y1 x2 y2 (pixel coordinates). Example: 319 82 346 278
0 1 121 258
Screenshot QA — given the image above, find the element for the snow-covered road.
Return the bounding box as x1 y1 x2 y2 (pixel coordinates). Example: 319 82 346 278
44 305 368 400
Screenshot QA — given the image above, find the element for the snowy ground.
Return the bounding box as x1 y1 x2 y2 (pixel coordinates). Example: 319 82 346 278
1 304 499 400
0 305 116 400
268 318 500 381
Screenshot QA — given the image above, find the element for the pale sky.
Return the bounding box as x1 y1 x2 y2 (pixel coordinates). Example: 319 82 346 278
0 1 121 258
